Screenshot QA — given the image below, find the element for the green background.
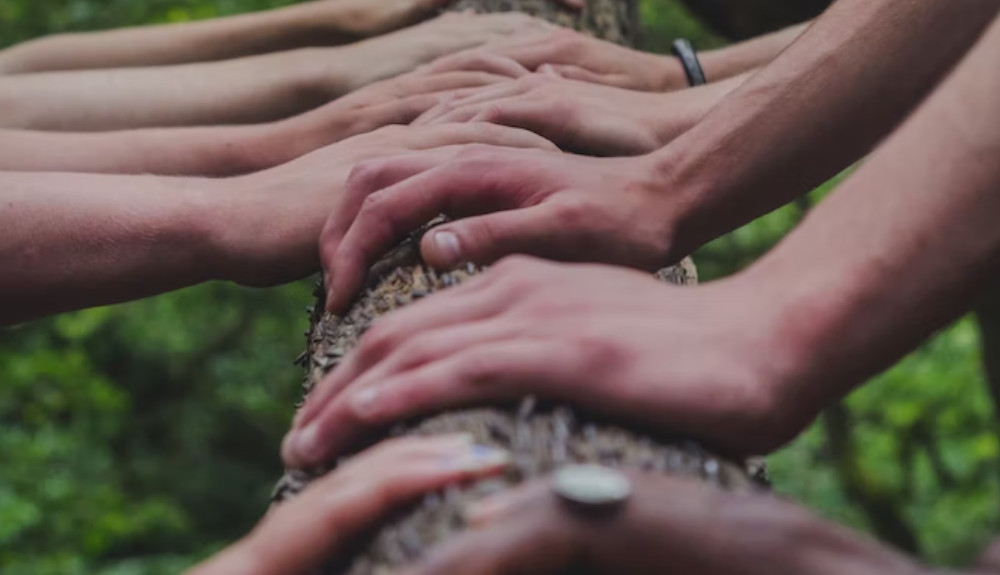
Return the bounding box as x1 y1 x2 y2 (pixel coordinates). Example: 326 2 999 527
0 1 996 573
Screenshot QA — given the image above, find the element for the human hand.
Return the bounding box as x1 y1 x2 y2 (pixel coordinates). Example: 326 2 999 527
271 62 526 162
426 27 686 92
415 72 698 155
209 123 556 288
319 145 682 313
185 434 510 575
342 12 558 90
285 258 818 468
401 472 924 575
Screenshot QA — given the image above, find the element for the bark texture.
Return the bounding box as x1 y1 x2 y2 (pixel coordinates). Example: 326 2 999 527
677 0 830 40
273 2 760 573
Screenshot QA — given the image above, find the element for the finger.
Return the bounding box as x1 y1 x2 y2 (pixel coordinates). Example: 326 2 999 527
342 338 585 439
196 435 511 575
429 76 535 110
288 337 580 467
405 70 515 96
320 128 555 307
425 51 531 79
414 81 530 125
404 483 580 575
291 277 504 433
399 122 556 152
286 320 522 467
415 101 481 126
539 63 611 85
421 202 590 269
324 148 526 313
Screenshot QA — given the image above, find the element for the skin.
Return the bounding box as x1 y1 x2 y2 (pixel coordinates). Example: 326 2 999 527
282 9 1000 467
405 474 940 575
0 12 556 131
415 69 752 156
185 435 512 575
316 0 1000 315
425 21 806 92
0 0 464 74
0 62 528 175
0 123 555 326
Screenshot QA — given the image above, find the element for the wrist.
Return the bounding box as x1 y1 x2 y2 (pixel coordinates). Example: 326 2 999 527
206 168 325 287
733 241 895 423
647 53 690 92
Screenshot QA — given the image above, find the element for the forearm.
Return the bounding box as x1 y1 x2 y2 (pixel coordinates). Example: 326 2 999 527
0 113 336 175
0 171 229 325
0 1 430 74
0 48 337 131
650 71 753 146
658 0 999 256
744 13 1000 411
699 22 808 82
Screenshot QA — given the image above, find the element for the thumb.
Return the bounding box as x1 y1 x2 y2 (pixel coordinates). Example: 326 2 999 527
420 204 577 269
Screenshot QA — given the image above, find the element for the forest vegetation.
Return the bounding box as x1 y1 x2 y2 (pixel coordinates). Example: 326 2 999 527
0 1 996 573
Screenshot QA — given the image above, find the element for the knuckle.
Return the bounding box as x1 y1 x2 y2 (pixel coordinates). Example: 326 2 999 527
551 197 597 230
455 351 503 383
357 322 399 362
346 159 388 192
358 191 390 219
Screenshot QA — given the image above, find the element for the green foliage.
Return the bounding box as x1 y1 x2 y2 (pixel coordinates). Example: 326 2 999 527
0 1 996 573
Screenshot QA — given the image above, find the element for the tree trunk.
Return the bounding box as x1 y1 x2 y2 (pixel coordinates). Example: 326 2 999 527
677 0 831 40
272 3 758 573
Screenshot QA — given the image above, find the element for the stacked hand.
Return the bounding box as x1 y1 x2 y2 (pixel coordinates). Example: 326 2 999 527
317 143 691 313
210 124 556 288
341 12 560 91
284 258 817 469
415 72 699 155
427 27 685 91
269 59 527 163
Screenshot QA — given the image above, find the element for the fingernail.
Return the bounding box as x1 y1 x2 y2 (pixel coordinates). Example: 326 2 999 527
446 444 510 472
432 230 462 267
350 387 380 417
292 422 321 465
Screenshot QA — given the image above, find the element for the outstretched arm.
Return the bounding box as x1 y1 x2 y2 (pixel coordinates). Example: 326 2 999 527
0 68 515 175
284 10 1000 467
0 123 552 326
0 12 552 131
0 0 456 74
316 0 1000 314
426 20 807 92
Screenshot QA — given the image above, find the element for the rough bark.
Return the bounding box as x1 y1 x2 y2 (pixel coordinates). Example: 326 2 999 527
677 0 831 40
272 3 760 573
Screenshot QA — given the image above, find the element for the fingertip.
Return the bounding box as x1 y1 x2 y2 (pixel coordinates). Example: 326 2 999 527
421 229 464 270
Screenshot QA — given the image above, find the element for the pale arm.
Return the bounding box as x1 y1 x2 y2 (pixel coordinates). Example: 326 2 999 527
0 122 553 325
0 12 551 131
0 0 454 74
0 172 224 325
0 68 511 175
